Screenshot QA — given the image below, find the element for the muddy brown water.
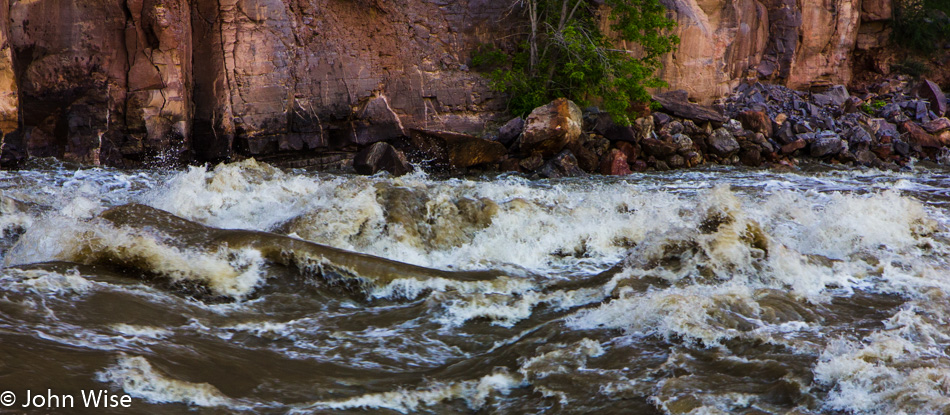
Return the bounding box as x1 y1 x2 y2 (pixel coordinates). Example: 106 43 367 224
1 159 950 414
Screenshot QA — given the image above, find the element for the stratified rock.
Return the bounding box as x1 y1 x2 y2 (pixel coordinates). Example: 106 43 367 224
599 149 632 176
538 150 586 178
519 98 582 157
496 116 524 146
652 91 727 123
354 142 412 176
409 129 506 169
919 80 947 117
707 128 740 157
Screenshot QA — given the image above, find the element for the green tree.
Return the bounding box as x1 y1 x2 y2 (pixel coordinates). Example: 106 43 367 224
892 0 950 52
474 0 678 125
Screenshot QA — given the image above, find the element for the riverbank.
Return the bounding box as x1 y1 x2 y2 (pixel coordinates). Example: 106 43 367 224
298 76 949 178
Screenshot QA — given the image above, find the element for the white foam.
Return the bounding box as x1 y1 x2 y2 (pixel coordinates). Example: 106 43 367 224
98 355 244 408
297 371 523 413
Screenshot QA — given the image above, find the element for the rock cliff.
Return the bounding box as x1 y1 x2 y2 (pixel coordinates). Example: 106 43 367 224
0 0 916 167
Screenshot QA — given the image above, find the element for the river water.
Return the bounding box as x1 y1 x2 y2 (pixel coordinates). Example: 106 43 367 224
1 158 949 414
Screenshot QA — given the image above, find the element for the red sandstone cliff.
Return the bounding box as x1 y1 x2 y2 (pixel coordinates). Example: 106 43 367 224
0 0 911 167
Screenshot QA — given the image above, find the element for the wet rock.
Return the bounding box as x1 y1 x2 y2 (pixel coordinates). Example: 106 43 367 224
652 90 727 123
919 80 947 117
854 147 878 164
640 138 677 158
354 142 412 176
739 145 763 167
599 149 633 176
737 110 772 137
667 154 686 169
520 98 582 156
496 117 524 146
683 151 703 167
519 154 544 172
631 159 648 172
809 133 845 158
707 128 740 157
409 129 507 169
538 150 586 178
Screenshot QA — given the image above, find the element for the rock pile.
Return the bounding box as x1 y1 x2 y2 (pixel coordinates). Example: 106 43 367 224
354 77 949 176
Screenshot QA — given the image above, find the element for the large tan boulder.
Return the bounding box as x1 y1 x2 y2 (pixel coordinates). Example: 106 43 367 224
519 98 583 157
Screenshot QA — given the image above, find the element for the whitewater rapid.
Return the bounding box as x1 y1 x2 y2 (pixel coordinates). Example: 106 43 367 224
1 158 950 414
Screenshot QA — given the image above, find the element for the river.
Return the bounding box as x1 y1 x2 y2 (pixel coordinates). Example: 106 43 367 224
1 158 949 414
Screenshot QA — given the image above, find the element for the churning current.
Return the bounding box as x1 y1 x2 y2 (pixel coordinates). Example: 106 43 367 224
2 158 950 414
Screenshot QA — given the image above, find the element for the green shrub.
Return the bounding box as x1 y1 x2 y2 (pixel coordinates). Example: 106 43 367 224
473 0 678 125
892 0 950 52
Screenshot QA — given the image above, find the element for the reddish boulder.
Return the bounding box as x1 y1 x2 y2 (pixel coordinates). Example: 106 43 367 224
599 149 632 176
901 121 946 148
781 139 807 154
737 110 773 137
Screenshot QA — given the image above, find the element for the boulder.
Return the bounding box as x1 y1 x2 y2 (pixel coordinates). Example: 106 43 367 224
737 110 772 137
640 138 677 158
809 133 846 158
599 149 633 175
496 117 525 146
520 98 583 156
922 118 950 134
615 141 640 161
538 150 586 178
633 117 654 142
919 80 947 117
813 85 850 107
409 129 507 169
354 142 412 176
652 91 726 123
707 128 740 157
781 139 807 154
901 121 946 148
591 113 637 143
671 133 694 153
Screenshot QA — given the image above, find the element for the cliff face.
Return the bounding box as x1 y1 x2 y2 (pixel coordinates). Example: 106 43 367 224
0 0 900 167
656 0 894 104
